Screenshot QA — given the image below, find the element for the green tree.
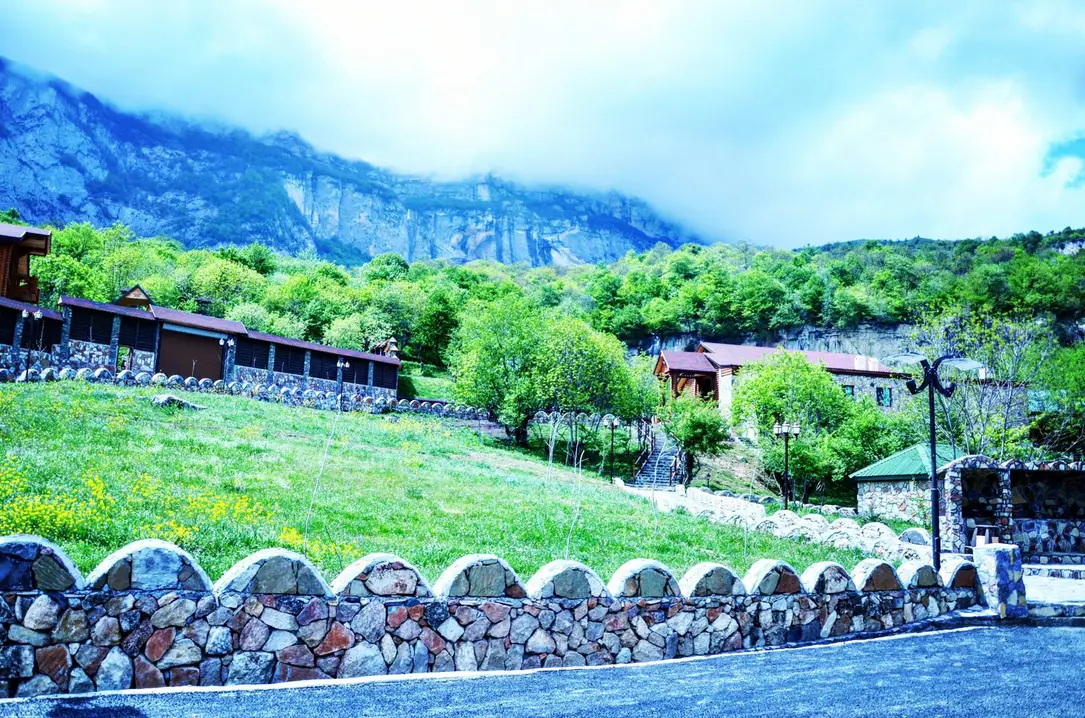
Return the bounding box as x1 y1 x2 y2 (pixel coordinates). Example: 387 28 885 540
449 295 545 445
660 393 730 484
364 253 410 282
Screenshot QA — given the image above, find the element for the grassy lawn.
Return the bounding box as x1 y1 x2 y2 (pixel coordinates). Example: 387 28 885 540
0 383 869 584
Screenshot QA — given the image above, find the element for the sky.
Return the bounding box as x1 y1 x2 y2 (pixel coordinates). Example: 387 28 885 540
5 0 1085 247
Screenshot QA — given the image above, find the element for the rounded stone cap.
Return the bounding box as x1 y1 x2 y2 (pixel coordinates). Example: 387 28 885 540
526 560 609 599
939 557 979 589
852 559 903 592
93 368 114 383
743 559 803 595
859 522 897 541
0 534 84 591
800 561 856 594
607 559 681 598
820 529 862 550
214 548 333 597
827 518 861 534
331 553 432 598
897 561 943 589
433 554 526 599
679 562 746 597
86 539 212 592
898 527 932 546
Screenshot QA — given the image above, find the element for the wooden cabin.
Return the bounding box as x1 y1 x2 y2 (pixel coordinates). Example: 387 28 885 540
0 223 51 304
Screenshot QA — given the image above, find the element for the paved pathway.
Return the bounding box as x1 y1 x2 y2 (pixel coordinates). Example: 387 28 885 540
5 625 1083 718
1025 575 1085 606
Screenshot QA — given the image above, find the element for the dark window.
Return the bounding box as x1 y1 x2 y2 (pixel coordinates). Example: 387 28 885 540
342 359 369 385
118 316 157 352
842 385 855 398
235 337 270 369
876 386 893 407
0 308 16 346
372 361 398 390
20 317 62 351
309 351 339 381
69 308 114 344
272 345 305 375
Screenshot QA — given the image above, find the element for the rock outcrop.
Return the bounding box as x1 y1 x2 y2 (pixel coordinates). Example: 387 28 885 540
0 58 699 266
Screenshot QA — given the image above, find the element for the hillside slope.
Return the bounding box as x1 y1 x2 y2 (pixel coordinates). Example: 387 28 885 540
0 383 866 580
0 58 699 266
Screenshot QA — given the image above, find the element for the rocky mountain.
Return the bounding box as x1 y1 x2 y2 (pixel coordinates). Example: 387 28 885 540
0 58 700 265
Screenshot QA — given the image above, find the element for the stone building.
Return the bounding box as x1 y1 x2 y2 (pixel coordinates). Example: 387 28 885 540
654 341 908 419
0 288 401 399
854 443 963 520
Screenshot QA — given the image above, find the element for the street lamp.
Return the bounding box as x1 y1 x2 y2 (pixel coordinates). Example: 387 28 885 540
884 352 982 570
602 414 621 480
772 420 801 509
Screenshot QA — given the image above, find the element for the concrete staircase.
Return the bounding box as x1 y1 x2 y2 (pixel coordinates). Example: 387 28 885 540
632 432 680 489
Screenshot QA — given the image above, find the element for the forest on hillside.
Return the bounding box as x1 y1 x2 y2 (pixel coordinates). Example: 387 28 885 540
8 207 1085 489
10 206 1084 360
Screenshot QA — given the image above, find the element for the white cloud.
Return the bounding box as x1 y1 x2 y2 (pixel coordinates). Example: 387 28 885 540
4 0 1085 246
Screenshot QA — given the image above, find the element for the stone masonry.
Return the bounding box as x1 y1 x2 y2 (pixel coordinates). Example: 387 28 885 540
0 535 983 698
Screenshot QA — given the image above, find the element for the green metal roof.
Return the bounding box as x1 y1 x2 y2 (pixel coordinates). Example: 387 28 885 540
851 443 964 481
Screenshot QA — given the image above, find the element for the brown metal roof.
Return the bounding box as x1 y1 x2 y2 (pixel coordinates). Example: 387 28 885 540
0 296 62 321
59 295 153 320
0 223 51 243
246 331 402 367
151 305 247 335
659 350 716 374
698 341 899 376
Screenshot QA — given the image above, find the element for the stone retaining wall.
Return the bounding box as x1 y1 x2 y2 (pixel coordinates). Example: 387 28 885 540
0 535 982 698
67 339 111 371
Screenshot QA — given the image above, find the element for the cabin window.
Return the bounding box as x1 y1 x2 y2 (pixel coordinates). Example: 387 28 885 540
235 338 271 370
842 385 855 398
372 362 398 390
342 360 369 385
69 308 114 344
20 316 61 351
876 386 893 407
272 345 306 376
0 308 16 346
309 352 339 381
118 316 157 353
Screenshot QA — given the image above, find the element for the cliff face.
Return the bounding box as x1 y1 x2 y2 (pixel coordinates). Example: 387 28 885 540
0 59 699 265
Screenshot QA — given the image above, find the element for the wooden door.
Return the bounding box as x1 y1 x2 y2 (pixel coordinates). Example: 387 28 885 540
157 329 223 380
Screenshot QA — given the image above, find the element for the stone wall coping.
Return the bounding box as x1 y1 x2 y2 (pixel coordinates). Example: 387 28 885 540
213 547 334 597
0 533 85 591
85 539 213 592
331 553 433 598
679 562 746 597
525 560 609 600
851 558 904 592
800 561 857 594
743 559 803 595
432 554 526 599
897 561 944 589
606 559 682 598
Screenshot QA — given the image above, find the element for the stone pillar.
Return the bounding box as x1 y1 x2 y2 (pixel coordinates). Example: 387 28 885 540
267 344 276 385
10 314 24 373
336 361 344 410
367 360 374 388
996 469 1014 544
108 316 121 371
942 464 966 554
58 307 71 364
223 340 237 382
303 350 311 389
973 543 1028 619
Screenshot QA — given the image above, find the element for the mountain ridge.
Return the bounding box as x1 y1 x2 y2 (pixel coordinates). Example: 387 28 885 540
0 57 701 265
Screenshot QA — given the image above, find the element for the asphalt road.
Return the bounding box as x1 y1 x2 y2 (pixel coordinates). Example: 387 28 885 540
4 625 1083 718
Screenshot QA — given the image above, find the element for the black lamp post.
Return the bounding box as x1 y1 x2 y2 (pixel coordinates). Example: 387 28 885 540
885 352 981 571
772 420 801 509
603 414 620 480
